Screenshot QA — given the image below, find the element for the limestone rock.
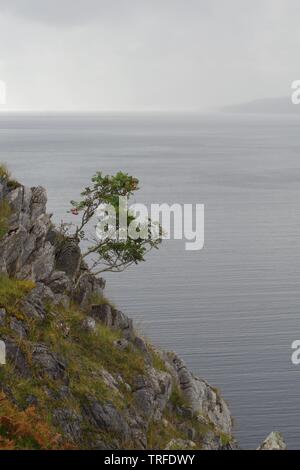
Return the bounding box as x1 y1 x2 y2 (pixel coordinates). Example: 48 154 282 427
30 242 55 281
53 408 83 443
10 318 28 338
30 186 48 221
0 308 6 326
90 304 112 326
98 368 120 394
32 343 67 382
82 399 130 440
45 270 72 295
54 239 81 280
111 309 133 336
168 353 232 435
133 367 172 422
258 432 286 450
113 338 129 351
0 184 54 281
133 336 148 354
82 316 96 332
21 283 55 319
72 271 105 308
0 178 239 451
4 337 30 377
165 439 196 450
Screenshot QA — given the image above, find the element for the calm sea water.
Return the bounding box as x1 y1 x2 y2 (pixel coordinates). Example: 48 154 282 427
2 112 300 449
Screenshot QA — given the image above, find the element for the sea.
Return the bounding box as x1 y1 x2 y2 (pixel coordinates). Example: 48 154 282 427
2 111 300 449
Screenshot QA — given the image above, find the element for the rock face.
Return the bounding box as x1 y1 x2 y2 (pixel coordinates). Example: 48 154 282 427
258 432 287 451
0 176 281 450
1 185 54 280
0 180 104 303
32 343 67 382
165 439 196 450
132 367 173 422
168 353 232 435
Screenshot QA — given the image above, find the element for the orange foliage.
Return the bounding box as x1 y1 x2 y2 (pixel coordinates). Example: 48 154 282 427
0 393 74 450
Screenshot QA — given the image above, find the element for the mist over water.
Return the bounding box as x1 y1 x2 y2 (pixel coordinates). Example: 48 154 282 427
2 112 300 449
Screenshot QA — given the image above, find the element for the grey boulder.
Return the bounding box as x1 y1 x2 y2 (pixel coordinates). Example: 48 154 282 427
258 432 286 450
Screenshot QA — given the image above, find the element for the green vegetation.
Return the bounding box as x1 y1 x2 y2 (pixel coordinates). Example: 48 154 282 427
220 432 232 446
0 200 11 240
61 171 162 275
147 415 186 449
6 179 21 190
0 164 231 450
0 291 146 446
0 276 35 318
0 163 21 240
88 292 115 309
0 389 71 449
0 163 20 190
147 383 229 450
169 384 190 410
0 275 230 450
28 303 145 387
147 398 213 450
0 164 10 180
149 347 168 373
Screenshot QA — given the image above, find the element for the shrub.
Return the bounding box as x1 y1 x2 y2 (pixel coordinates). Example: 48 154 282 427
0 164 10 181
0 392 72 449
6 179 21 190
63 171 162 276
0 164 20 189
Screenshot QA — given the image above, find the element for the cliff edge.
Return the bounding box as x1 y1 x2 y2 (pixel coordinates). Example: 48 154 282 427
0 170 281 450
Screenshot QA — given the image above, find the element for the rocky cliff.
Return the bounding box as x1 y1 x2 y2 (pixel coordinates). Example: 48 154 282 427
0 171 284 450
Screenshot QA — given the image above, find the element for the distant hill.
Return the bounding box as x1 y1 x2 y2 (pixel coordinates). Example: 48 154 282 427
223 96 300 114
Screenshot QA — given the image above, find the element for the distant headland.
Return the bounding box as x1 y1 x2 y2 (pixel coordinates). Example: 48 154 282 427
222 96 300 115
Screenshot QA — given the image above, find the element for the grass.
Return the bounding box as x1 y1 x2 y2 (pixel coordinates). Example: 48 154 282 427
146 383 217 450
169 384 190 410
149 347 168 372
0 163 21 240
220 432 232 447
0 274 230 450
0 389 72 449
29 303 145 384
27 301 217 449
0 362 51 410
147 415 186 449
26 302 146 417
6 179 21 190
0 276 35 318
0 164 10 181
0 163 21 190
147 403 213 450
0 290 147 448
88 292 115 308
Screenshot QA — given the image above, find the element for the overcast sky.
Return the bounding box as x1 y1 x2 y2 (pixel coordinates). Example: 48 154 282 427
0 0 299 111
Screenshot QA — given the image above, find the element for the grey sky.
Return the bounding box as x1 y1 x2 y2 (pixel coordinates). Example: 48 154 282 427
0 0 299 111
